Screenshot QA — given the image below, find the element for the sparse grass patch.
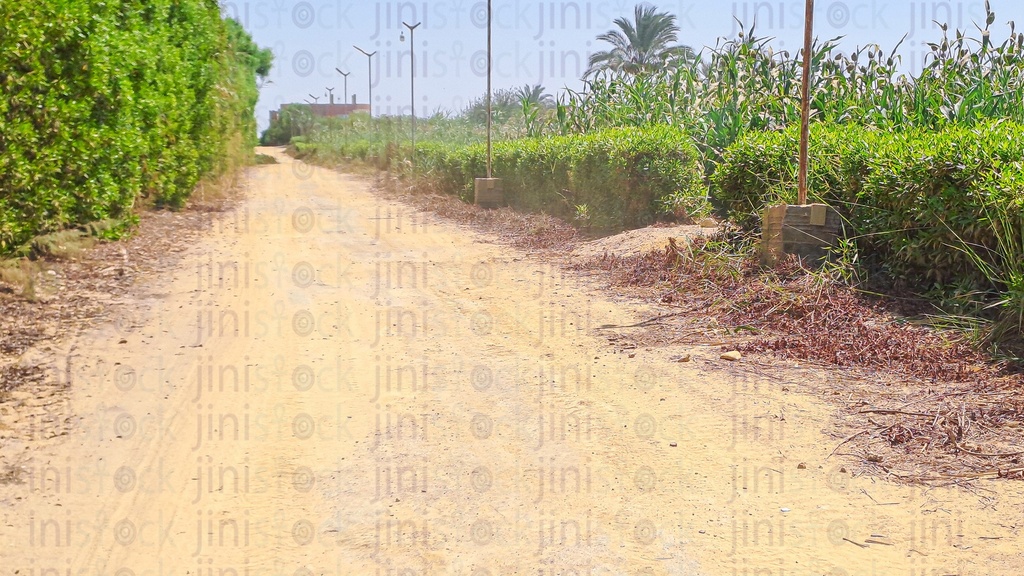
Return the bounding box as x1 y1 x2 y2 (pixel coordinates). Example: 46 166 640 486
30 230 95 260
0 260 34 296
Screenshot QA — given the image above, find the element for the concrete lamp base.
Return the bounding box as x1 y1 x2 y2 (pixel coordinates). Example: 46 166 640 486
474 178 503 209
761 203 842 267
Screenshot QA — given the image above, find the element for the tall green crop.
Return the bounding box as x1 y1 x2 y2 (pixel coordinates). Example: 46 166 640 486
557 4 1023 171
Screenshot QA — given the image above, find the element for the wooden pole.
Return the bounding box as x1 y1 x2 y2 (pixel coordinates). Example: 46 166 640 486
798 0 814 205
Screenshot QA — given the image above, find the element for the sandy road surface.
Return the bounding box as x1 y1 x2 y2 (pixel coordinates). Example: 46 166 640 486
1 148 1023 575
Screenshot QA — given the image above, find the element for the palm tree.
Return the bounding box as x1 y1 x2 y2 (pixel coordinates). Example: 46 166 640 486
513 84 556 136
514 84 555 108
584 4 695 78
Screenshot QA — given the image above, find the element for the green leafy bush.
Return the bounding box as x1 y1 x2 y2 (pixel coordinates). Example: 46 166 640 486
713 121 1024 291
0 1 269 253
713 124 877 230
414 126 708 229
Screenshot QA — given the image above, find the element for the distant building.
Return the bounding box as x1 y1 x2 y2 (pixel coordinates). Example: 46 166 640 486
269 97 370 123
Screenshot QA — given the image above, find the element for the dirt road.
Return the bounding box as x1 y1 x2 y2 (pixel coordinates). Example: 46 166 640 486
2 148 1022 575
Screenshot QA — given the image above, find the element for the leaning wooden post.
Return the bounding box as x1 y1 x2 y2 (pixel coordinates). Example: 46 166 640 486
475 0 503 208
797 0 814 205
760 0 842 267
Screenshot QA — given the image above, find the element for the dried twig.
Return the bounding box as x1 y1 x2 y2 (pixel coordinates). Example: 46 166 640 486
828 429 872 460
954 443 1024 458
596 312 684 330
858 409 935 418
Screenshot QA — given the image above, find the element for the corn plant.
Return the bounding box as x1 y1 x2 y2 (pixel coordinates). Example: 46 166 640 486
555 3 1022 172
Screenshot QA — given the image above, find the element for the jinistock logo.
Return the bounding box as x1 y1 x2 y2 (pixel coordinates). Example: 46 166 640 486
366 1 629 38
905 1 987 38
219 1 357 30
728 1 988 38
728 0 890 34
336 39 593 106
221 1 651 34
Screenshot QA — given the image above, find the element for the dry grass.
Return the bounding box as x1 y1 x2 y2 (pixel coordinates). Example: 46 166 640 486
576 233 1024 483
367 171 1024 484
0 260 34 296
30 229 96 260
585 235 1013 381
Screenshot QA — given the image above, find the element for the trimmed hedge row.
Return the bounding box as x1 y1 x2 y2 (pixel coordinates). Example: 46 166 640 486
713 121 1024 288
0 1 270 254
414 126 708 229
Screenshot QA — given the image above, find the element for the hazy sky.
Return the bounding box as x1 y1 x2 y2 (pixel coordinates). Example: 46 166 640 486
222 0 1024 130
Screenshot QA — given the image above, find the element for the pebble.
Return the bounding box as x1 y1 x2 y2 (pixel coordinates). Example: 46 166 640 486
720 351 742 361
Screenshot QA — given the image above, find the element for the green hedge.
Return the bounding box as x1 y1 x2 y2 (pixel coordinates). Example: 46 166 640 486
0 1 270 254
712 121 1024 288
415 126 707 229
712 125 876 230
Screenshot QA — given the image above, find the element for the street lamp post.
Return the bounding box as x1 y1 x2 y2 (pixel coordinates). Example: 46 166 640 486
353 46 377 117
335 69 350 104
400 21 421 164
